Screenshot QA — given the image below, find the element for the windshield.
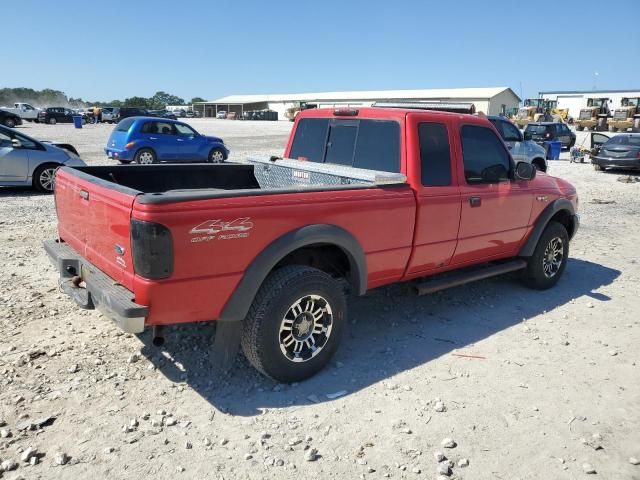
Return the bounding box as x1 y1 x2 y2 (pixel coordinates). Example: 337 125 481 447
605 135 640 147
516 108 530 119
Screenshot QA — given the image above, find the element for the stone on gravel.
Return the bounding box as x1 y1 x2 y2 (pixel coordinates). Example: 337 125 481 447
434 401 446 412
128 353 140 363
68 364 79 373
458 458 470 467
629 457 639 465
2 459 18 471
20 446 37 462
434 451 446 462
164 417 177 426
441 438 457 448
0 428 11 438
219 438 228 446
54 452 70 466
582 463 596 474
304 448 319 462
436 462 452 476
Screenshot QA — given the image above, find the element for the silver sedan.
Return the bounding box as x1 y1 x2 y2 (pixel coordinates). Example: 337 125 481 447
0 125 86 192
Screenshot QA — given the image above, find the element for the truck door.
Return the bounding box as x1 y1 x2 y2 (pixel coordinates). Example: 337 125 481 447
405 116 461 275
452 124 533 264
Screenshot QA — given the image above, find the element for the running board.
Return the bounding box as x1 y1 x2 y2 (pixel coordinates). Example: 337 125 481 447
415 259 527 295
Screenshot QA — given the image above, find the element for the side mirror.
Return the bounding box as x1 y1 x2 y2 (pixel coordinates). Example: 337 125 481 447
515 161 536 181
11 138 22 148
523 131 532 141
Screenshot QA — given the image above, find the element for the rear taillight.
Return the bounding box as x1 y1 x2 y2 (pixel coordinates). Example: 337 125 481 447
130 220 173 279
637 151 640 160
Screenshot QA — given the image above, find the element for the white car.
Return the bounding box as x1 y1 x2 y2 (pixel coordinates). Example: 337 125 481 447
0 103 42 122
0 125 86 192
216 111 227 119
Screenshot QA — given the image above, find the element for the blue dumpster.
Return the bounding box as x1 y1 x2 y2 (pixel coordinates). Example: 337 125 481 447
72 115 83 129
545 140 561 160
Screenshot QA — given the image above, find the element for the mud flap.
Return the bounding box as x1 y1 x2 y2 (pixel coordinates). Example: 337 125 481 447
211 320 242 370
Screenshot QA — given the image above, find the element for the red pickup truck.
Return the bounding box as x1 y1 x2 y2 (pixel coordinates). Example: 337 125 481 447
45 105 579 382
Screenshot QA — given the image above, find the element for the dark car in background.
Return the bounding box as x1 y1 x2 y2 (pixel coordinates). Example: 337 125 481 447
149 110 178 120
112 107 156 123
592 134 640 171
524 122 576 150
37 107 80 125
0 109 23 128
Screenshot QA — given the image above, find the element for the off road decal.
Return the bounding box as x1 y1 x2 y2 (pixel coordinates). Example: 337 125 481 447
189 217 253 243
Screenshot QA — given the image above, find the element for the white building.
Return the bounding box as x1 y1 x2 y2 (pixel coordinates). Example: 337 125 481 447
539 89 640 119
194 87 520 120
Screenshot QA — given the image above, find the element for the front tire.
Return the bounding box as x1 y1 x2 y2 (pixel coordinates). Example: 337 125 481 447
532 159 546 172
593 163 604 171
4 118 16 128
33 163 59 193
208 147 225 163
49 118 56 125
134 148 156 164
522 221 569 290
241 266 346 382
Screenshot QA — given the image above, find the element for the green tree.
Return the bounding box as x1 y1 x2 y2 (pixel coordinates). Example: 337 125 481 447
123 96 152 108
191 96 206 103
150 91 185 109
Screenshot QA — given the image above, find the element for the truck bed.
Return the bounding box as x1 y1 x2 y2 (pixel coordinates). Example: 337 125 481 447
68 157 407 204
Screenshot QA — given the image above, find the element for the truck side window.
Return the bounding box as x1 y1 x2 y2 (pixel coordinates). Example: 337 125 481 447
418 122 451 186
353 120 400 172
461 125 511 183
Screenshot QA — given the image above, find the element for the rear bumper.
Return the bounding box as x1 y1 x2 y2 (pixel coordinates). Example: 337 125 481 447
591 156 640 169
44 239 148 333
104 147 132 161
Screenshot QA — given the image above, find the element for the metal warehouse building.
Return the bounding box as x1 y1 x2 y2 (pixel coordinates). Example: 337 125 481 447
540 89 640 119
194 87 520 120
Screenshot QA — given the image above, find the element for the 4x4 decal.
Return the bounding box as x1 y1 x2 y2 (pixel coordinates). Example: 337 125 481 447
189 217 253 243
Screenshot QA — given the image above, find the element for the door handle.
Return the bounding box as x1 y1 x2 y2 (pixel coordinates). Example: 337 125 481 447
149 137 157 140
469 196 481 207
177 138 184 142
79 190 89 200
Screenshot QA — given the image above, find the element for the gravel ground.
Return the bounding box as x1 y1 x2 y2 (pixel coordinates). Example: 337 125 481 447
1 119 639 479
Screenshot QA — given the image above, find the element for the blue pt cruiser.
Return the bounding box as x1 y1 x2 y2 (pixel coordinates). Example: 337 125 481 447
104 117 229 164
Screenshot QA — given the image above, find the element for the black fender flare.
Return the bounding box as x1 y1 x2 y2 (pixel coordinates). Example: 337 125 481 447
519 198 576 257
218 224 367 323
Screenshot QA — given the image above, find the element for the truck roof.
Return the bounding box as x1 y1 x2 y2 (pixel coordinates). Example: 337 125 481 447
297 106 475 122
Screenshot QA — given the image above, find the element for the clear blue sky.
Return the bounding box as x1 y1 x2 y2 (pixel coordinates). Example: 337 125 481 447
4 0 639 102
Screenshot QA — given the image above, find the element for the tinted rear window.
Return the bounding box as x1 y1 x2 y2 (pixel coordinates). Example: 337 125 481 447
525 125 550 134
116 118 135 132
289 118 400 172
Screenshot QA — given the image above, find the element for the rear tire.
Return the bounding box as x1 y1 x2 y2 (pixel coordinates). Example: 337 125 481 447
33 163 59 193
4 118 16 128
522 221 569 290
241 265 346 382
208 148 225 163
134 148 156 164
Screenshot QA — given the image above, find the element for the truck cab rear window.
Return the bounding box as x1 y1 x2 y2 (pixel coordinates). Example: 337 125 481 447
289 118 400 173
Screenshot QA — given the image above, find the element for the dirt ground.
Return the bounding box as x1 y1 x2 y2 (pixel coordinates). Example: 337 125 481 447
1 119 638 480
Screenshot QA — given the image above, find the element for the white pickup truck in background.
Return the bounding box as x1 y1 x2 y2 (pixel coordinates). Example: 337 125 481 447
0 103 42 122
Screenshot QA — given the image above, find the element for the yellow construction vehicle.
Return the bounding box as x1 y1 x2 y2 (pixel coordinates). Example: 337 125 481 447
575 98 611 131
514 98 565 128
285 102 318 121
608 97 640 132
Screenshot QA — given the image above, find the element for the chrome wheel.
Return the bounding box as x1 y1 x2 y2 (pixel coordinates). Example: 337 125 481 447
39 167 56 192
138 151 154 164
209 149 225 163
542 237 564 278
279 295 333 363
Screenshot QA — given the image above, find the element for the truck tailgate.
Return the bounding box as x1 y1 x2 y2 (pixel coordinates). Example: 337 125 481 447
54 167 138 291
